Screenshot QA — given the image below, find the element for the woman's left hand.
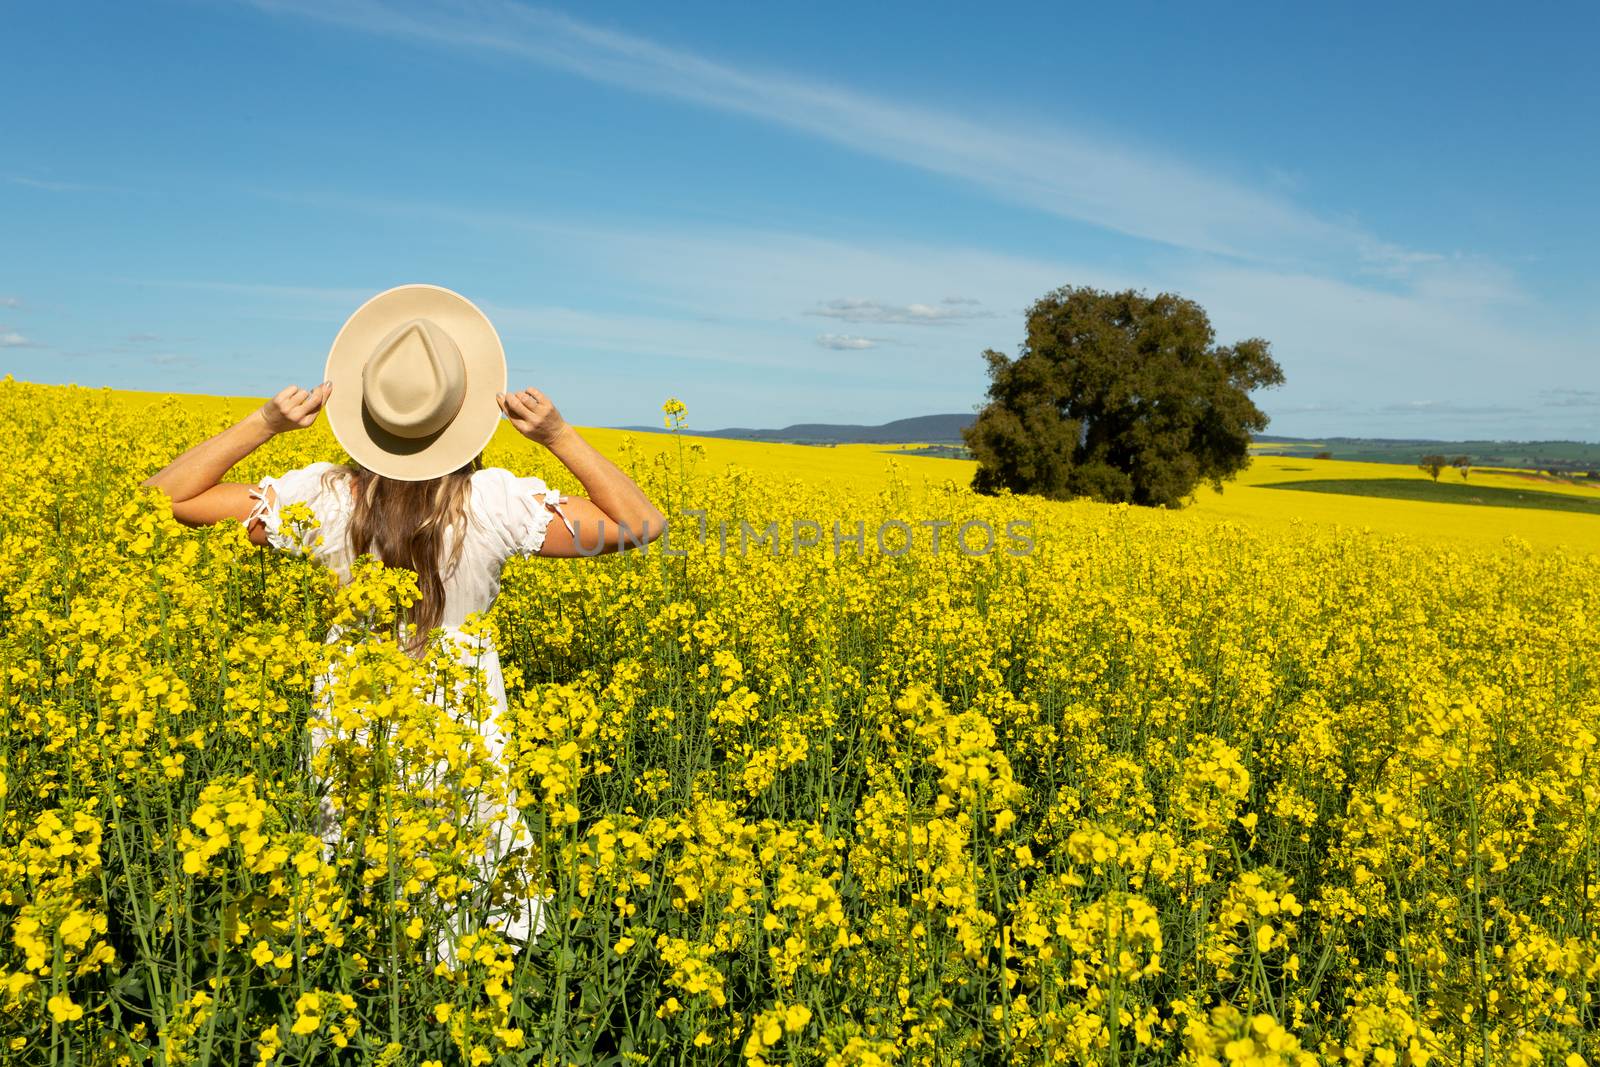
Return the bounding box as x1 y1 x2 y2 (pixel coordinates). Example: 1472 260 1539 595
258 382 332 434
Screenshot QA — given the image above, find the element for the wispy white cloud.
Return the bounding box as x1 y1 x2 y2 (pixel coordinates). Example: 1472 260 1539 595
241 0 1438 272
816 333 878 350
0 296 22 309
0 328 39 348
807 298 990 326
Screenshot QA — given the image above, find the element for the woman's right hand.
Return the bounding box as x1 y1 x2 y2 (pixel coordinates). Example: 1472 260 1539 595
496 386 571 446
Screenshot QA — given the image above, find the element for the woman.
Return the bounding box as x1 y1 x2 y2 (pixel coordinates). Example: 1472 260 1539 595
140 284 667 959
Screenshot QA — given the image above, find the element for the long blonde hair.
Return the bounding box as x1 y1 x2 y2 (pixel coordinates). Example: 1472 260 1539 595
323 454 484 656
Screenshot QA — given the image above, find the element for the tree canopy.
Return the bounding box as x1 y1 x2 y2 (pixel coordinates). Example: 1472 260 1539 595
963 285 1284 508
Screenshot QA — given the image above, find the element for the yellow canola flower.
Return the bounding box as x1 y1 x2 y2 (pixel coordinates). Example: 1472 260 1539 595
4 378 1600 1063
291 991 321 1035
47 992 84 1023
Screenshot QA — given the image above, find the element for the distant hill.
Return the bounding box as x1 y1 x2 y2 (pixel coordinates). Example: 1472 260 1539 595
614 413 974 444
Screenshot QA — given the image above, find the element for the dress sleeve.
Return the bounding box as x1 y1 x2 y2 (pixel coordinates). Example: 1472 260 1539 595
474 467 577 559
246 461 346 557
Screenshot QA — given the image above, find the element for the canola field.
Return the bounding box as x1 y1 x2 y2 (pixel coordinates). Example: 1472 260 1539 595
2 377 1599 1066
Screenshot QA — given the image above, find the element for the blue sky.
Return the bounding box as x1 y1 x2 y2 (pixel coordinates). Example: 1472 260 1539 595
4 0 1597 440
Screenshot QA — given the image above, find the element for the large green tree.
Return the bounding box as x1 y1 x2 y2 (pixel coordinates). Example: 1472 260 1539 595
964 285 1285 508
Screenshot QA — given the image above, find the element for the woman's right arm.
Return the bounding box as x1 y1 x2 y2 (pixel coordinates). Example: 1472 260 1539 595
497 387 667 557
141 382 330 540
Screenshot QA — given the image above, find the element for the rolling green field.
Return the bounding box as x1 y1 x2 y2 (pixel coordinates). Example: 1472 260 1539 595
1259 477 1600 516
1252 437 1600 474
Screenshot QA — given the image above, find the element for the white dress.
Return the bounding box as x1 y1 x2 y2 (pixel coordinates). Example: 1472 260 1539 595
245 461 572 952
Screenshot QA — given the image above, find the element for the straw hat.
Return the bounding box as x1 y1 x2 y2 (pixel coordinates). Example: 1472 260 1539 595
322 284 507 481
